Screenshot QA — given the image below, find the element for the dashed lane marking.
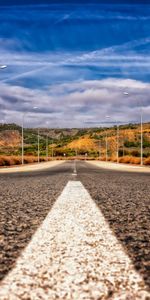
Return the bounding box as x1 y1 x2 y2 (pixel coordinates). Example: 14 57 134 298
0 181 149 299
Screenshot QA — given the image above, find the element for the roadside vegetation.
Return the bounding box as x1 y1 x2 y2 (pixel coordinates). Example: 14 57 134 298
0 122 150 166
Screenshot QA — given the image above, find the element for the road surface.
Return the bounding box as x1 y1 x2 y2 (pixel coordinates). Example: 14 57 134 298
0 161 149 299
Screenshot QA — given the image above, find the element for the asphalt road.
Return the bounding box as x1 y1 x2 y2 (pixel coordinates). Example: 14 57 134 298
0 161 73 281
0 161 149 291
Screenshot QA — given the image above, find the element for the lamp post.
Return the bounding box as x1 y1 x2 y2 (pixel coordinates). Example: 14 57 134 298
22 113 25 165
116 123 119 163
140 109 143 166
123 92 143 166
105 116 120 163
45 121 49 162
106 132 108 161
0 65 7 127
99 140 101 160
21 106 38 165
51 140 54 159
105 116 110 162
37 128 40 163
46 134 49 161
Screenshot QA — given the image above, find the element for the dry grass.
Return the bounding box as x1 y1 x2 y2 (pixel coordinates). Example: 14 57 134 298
119 156 141 164
98 155 150 166
109 156 117 163
0 155 150 167
0 156 53 167
144 157 150 165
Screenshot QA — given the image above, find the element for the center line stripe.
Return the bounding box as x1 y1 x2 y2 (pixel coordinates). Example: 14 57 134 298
0 181 149 299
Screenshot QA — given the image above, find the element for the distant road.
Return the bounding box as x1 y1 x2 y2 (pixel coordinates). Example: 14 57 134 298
0 161 149 298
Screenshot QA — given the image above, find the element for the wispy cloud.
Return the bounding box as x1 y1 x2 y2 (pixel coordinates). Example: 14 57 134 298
0 3 150 126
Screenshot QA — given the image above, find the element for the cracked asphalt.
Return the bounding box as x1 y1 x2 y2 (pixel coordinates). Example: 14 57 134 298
0 160 149 297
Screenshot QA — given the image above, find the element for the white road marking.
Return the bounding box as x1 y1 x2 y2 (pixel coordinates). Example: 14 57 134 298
0 181 149 299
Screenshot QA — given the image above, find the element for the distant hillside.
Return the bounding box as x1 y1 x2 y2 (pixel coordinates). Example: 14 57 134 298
67 136 97 151
0 130 21 147
0 122 150 159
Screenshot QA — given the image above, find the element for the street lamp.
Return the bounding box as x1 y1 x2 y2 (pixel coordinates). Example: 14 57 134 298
99 140 101 160
37 128 40 163
116 123 119 163
106 116 119 163
22 106 38 165
51 140 54 159
140 109 143 166
22 113 25 165
32 107 40 163
46 134 49 161
105 116 110 162
45 121 50 162
123 92 143 166
0 65 7 69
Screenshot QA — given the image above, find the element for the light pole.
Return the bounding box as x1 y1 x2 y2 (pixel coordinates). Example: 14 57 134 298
99 140 101 160
21 106 38 165
116 123 119 163
105 116 120 163
51 140 54 159
105 116 110 162
46 134 49 161
106 132 108 161
140 108 143 166
22 113 25 165
45 121 49 162
38 128 40 163
123 92 143 166
0 65 7 129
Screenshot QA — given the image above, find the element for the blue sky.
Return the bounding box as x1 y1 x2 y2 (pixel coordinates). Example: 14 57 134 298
0 1 150 127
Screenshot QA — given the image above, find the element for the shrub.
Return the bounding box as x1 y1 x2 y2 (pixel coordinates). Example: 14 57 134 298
23 156 35 164
12 156 22 165
144 157 150 165
129 157 141 164
0 155 40 166
119 156 140 164
110 156 117 162
124 141 138 148
119 156 133 164
130 150 140 157
0 156 7 166
101 156 107 161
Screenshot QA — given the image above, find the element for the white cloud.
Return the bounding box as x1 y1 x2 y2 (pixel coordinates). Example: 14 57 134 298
0 78 150 127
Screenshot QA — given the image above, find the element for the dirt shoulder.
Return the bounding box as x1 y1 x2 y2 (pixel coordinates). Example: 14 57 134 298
0 160 65 173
